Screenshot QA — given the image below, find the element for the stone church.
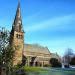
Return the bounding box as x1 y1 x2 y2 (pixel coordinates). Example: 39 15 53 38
10 1 60 67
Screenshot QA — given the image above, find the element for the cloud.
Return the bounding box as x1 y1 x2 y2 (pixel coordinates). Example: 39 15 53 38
25 14 75 32
23 11 41 24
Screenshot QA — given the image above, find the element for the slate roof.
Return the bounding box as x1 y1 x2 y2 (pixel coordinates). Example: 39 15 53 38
24 44 51 55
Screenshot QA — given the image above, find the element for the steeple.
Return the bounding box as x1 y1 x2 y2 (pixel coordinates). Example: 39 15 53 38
10 0 24 66
12 0 23 32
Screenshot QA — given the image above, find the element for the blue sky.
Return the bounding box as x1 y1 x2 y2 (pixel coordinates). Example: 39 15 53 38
0 0 75 56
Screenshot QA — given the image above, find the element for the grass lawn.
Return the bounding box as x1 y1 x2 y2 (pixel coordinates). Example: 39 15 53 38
22 66 48 72
22 67 75 75
14 66 75 75
49 68 75 74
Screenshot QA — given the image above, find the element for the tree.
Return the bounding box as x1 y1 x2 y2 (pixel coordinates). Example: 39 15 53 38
0 28 9 75
63 48 74 68
70 56 75 65
50 58 62 67
0 28 14 75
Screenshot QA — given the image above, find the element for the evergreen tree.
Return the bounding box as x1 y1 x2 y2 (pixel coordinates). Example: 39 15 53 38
0 28 14 75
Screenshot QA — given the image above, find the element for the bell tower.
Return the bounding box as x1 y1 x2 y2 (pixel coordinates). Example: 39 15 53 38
10 0 24 66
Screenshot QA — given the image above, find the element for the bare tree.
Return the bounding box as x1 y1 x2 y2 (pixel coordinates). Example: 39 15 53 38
63 48 74 68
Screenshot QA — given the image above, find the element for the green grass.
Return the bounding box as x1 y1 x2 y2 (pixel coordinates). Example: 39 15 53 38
50 68 75 74
23 66 48 72
63 70 75 74
13 65 75 74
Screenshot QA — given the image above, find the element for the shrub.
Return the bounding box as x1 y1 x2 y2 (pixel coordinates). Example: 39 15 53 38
50 58 62 67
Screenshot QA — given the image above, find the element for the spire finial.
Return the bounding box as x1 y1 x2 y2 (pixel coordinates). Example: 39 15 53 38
18 0 20 3
18 0 20 7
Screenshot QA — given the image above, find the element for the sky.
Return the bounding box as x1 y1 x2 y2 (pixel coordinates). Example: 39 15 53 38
0 0 75 56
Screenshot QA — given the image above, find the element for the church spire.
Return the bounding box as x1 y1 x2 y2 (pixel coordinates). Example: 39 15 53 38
10 0 24 66
12 0 23 32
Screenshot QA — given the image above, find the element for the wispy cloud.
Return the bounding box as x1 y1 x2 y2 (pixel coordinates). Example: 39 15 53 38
23 11 41 24
25 14 75 32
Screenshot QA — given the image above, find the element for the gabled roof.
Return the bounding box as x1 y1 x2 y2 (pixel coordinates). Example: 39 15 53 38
24 44 51 55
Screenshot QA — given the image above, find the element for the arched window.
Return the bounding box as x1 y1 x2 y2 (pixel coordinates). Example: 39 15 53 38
16 34 23 39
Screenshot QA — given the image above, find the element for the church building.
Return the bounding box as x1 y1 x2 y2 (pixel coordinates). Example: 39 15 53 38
10 1 60 67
